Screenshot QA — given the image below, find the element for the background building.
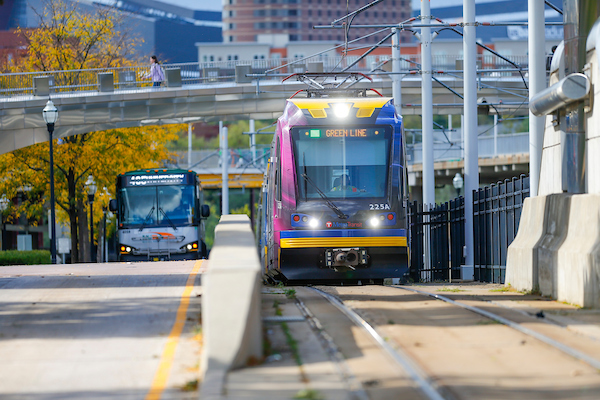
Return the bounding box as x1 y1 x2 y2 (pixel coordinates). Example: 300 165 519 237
222 0 413 46
0 0 222 63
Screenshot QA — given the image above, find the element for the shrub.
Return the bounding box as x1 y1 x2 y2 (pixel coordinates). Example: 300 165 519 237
0 250 52 266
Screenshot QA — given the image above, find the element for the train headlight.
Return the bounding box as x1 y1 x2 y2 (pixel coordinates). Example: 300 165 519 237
332 103 351 118
187 244 193 250
309 218 319 228
369 217 380 227
120 245 133 253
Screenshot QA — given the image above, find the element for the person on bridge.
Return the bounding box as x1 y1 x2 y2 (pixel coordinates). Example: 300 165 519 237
144 55 165 87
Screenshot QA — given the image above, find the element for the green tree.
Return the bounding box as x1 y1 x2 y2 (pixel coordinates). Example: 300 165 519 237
0 0 181 262
0 126 180 263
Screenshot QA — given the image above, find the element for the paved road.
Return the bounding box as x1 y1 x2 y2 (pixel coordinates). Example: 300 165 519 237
0 261 203 400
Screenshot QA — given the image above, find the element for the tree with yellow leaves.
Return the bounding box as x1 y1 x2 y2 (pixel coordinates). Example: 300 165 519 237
0 0 185 262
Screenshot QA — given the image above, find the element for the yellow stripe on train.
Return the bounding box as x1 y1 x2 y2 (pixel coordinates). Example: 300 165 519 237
280 236 408 249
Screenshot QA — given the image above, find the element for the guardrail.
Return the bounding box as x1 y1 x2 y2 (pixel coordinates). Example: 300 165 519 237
0 54 530 99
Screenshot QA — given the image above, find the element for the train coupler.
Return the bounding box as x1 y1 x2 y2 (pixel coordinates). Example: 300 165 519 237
325 248 368 270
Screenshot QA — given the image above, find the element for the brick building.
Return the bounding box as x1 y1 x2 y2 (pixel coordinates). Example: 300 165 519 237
222 0 413 45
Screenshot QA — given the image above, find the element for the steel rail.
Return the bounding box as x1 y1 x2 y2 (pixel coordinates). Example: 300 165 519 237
309 287 447 400
295 297 369 400
396 286 600 371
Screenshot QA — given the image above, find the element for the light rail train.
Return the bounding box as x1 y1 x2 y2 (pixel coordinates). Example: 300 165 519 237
259 73 410 283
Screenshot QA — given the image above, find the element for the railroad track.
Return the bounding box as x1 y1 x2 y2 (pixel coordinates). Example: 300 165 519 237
293 284 600 400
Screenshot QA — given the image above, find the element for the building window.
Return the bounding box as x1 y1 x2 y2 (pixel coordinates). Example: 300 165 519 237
210 55 214 61
308 10 312 16
374 11 378 18
308 34 312 40
234 55 239 60
203 55 208 62
290 35 299 41
318 10 322 16
327 10 331 17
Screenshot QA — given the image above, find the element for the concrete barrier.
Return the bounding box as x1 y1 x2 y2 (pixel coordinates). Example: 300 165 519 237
537 194 572 298
505 195 547 291
200 214 263 399
557 194 600 307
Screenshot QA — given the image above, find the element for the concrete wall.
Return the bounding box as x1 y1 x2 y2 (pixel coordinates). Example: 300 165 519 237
556 195 600 307
200 214 263 397
537 194 572 298
538 41 566 196
505 196 547 292
586 26 600 194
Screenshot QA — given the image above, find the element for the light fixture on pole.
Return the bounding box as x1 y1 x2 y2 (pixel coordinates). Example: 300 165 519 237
453 172 464 197
0 196 9 251
43 100 58 264
85 176 97 263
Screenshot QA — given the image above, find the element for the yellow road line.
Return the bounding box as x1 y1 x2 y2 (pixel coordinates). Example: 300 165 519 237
145 260 203 400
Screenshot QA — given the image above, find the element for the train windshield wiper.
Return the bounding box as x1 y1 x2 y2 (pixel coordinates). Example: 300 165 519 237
158 207 178 231
301 173 348 219
139 206 155 232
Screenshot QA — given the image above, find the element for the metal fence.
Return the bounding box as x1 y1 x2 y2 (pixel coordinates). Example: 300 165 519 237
473 174 530 283
0 54 530 99
409 174 529 283
409 197 465 282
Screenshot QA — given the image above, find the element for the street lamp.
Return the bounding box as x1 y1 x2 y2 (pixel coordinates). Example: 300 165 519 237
86 176 97 263
0 196 9 251
453 172 464 197
43 100 58 264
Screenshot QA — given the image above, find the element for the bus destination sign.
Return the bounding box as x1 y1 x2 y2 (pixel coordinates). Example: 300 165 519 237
124 173 191 187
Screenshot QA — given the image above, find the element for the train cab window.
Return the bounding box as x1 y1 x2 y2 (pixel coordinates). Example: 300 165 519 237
292 125 392 200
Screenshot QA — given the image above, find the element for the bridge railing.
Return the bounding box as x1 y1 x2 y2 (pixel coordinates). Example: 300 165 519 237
406 131 529 164
0 54 530 99
172 130 528 174
173 146 271 171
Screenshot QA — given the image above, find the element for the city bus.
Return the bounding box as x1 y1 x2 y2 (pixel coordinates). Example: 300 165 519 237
109 169 210 261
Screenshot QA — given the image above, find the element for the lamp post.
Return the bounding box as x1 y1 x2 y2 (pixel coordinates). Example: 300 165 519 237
43 100 58 264
86 176 97 263
453 172 464 198
0 196 9 251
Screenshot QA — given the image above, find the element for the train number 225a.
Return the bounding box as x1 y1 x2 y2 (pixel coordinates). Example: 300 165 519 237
369 203 391 210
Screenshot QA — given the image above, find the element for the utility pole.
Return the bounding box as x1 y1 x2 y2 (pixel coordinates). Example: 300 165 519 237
220 124 229 215
463 0 478 280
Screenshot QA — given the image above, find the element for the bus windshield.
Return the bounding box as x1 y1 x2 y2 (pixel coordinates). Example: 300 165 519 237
118 185 196 228
292 125 392 200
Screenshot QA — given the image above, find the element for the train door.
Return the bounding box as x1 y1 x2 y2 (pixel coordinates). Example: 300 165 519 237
266 135 281 272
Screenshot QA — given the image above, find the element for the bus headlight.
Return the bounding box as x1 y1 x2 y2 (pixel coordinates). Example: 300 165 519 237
309 218 319 228
368 217 380 227
119 244 133 254
181 242 199 252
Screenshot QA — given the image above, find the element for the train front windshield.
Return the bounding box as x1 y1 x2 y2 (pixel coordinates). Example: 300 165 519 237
118 185 196 228
292 125 392 200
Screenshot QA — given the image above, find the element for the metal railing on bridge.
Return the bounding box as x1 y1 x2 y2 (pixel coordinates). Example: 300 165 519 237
0 54 530 99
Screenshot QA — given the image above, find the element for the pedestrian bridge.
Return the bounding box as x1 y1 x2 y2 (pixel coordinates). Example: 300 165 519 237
0 58 530 156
